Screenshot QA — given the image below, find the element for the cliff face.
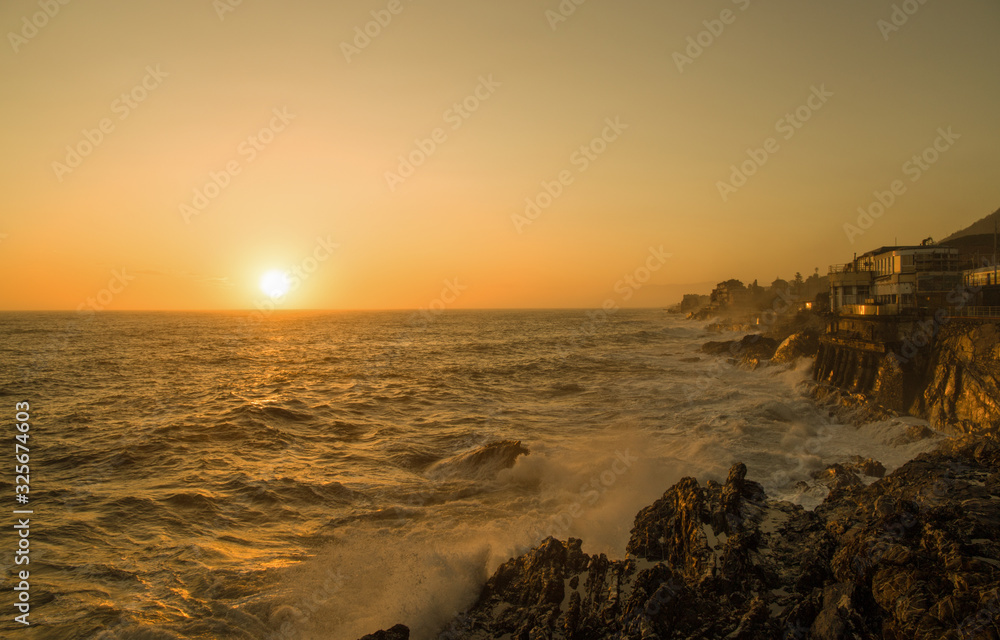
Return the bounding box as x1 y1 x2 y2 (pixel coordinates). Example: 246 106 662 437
813 320 1000 435
914 322 1000 434
358 436 1000 640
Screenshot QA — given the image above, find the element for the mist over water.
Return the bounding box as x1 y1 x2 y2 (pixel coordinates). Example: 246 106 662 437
0 310 942 639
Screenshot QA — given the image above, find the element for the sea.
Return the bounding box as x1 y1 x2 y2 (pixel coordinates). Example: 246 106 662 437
0 310 944 640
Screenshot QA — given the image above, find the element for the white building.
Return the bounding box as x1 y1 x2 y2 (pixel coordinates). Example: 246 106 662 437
829 244 961 315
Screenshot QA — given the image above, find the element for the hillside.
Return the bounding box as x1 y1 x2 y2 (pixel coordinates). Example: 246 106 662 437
941 206 1000 243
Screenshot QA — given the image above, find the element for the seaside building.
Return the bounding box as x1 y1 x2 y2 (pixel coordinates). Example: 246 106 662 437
828 243 961 316
710 279 749 306
963 264 1000 309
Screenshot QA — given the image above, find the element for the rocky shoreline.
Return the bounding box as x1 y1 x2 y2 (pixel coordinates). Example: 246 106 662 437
356 318 1000 640
360 435 1000 639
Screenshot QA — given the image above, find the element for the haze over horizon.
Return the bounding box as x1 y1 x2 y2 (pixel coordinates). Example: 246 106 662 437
1 0 998 311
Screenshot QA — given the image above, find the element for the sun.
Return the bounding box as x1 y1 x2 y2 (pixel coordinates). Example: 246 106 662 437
260 269 291 299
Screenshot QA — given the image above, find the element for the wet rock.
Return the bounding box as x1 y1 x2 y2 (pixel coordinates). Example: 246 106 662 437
358 624 409 640
772 330 820 365
702 335 780 369
361 436 1000 640
813 320 1000 435
844 455 887 478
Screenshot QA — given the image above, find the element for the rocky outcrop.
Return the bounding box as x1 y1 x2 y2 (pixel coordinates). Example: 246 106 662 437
702 335 780 370
358 624 410 640
914 322 1000 434
361 436 1000 639
771 330 821 365
812 320 1000 435
700 329 820 370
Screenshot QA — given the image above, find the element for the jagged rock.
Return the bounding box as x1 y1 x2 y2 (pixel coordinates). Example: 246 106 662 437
432 463 836 639
813 320 1000 435
845 456 887 478
772 330 820 364
359 435 1000 640
358 624 409 640
916 322 1000 434
810 463 866 505
702 336 780 369
808 457 887 501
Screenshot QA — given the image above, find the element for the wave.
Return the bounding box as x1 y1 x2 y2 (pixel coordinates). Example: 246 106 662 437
424 440 530 480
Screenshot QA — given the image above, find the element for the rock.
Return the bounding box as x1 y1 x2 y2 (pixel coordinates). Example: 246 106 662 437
358 624 409 640
702 340 739 356
702 335 780 369
361 435 1000 640
809 581 875 639
429 464 835 639
845 455 886 478
916 322 1000 434
772 330 820 364
813 320 1000 435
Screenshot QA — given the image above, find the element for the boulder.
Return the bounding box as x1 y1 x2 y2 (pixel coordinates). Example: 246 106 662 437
771 330 820 364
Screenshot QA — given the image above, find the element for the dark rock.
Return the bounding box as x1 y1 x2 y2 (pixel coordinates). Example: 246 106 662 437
702 335 780 369
772 330 821 364
358 624 409 640
702 340 739 356
360 436 1000 640
844 455 887 478
812 320 1000 435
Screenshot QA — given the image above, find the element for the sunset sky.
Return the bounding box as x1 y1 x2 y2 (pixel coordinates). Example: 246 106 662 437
1 0 998 310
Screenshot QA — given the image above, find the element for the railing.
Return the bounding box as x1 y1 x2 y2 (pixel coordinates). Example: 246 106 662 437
837 304 899 316
949 306 1000 319
819 334 888 353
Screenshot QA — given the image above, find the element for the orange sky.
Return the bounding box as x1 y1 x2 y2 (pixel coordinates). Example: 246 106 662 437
1 0 998 310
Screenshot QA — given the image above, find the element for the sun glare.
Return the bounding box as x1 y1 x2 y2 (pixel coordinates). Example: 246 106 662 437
260 269 291 299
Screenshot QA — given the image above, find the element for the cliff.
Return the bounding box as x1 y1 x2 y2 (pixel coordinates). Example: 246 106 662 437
358 435 1000 639
813 319 1000 435
915 322 1000 433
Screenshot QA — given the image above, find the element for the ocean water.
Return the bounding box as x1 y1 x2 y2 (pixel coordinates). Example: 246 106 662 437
0 310 944 640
